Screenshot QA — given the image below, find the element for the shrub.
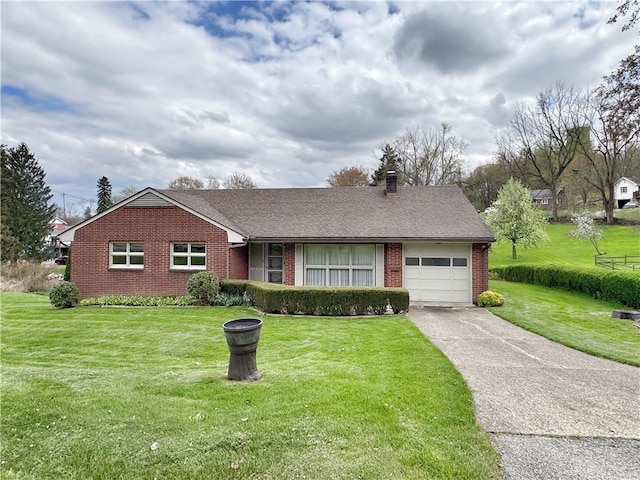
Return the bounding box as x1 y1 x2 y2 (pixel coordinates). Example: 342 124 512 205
187 271 221 306
477 290 505 307
220 279 249 297
80 295 194 306
492 264 640 309
64 252 71 281
49 281 80 308
214 292 252 307
243 282 409 315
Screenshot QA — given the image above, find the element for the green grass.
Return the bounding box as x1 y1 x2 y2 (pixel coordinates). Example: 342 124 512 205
488 224 639 366
488 280 640 367
0 292 500 480
615 206 640 223
489 223 640 269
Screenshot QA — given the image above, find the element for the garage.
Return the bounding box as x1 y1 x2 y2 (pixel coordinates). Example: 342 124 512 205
404 243 471 303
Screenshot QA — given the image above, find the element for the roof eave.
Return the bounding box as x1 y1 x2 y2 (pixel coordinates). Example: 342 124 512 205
248 236 497 243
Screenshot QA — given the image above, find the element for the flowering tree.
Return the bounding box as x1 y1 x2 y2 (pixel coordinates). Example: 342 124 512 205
569 212 604 255
485 178 549 259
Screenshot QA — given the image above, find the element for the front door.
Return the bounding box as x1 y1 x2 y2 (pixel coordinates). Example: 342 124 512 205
249 243 283 283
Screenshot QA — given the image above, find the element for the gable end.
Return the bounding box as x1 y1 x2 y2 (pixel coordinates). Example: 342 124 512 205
128 192 174 207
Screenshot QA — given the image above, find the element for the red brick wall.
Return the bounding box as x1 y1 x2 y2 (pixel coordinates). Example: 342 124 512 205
384 243 403 287
472 243 490 303
284 243 296 285
71 206 243 298
229 245 249 280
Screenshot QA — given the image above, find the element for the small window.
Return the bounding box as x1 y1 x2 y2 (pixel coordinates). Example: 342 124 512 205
453 258 467 267
171 243 206 270
422 257 450 267
110 242 144 269
621 186 628 193
541 198 549 205
405 257 419 266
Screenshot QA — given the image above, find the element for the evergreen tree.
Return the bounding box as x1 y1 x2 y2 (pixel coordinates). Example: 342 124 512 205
0 143 56 261
371 144 400 185
97 176 113 214
0 199 20 261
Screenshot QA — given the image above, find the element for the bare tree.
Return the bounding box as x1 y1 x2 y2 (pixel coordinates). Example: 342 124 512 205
112 186 139 203
462 162 510 211
572 86 640 223
168 176 204 189
393 122 468 186
222 171 256 189
327 166 370 187
205 175 220 189
496 82 584 221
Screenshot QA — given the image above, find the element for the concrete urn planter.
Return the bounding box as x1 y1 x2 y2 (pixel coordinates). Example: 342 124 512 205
222 318 262 381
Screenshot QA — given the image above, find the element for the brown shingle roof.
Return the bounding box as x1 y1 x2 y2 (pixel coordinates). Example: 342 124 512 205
159 185 495 243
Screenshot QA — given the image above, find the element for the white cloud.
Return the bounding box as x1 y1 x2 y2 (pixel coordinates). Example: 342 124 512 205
1 1 636 215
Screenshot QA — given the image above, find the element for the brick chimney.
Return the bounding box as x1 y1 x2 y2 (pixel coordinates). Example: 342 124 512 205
386 171 397 196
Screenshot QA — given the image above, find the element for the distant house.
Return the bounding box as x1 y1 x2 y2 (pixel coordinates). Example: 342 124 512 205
531 188 564 210
58 173 496 305
614 177 640 208
47 216 69 256
49 216 68 232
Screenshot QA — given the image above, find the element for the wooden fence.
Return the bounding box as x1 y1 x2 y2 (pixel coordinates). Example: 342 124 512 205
595 255 640 271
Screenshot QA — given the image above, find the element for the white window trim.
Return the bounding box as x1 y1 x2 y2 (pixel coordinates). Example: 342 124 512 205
304 244 375 287
110 242 144 269
170 242 207 270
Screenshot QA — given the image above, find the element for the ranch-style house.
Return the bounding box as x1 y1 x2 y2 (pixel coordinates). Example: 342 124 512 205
58 173 496 305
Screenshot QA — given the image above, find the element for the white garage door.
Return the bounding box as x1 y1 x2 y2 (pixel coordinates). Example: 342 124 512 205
404 244 471 303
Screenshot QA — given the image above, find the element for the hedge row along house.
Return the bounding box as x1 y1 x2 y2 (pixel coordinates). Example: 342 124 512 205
58 173 496 305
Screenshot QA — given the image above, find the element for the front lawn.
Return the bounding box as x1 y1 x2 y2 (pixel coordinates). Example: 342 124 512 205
488 280 640 367
0 292 500 480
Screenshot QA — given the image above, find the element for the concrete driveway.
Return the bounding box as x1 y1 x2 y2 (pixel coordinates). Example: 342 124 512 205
409 306 640 480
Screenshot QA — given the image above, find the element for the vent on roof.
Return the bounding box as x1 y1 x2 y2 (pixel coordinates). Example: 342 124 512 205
129 192 172 207
386 171 397 196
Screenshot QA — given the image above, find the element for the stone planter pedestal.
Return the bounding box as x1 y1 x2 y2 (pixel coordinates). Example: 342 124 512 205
222 318 262 381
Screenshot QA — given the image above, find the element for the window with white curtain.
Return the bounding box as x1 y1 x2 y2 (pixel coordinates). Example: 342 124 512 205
304 245 374 287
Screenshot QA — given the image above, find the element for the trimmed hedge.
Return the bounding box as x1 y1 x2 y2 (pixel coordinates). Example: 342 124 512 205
221 280 409 315
491 264 640 309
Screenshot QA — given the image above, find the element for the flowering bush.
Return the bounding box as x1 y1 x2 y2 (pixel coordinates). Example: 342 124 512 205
569 212 604 255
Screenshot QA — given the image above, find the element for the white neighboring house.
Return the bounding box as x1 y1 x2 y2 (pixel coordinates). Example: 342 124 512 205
614 177 640 208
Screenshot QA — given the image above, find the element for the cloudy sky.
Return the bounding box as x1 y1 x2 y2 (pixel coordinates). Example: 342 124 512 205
1 1 635 216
